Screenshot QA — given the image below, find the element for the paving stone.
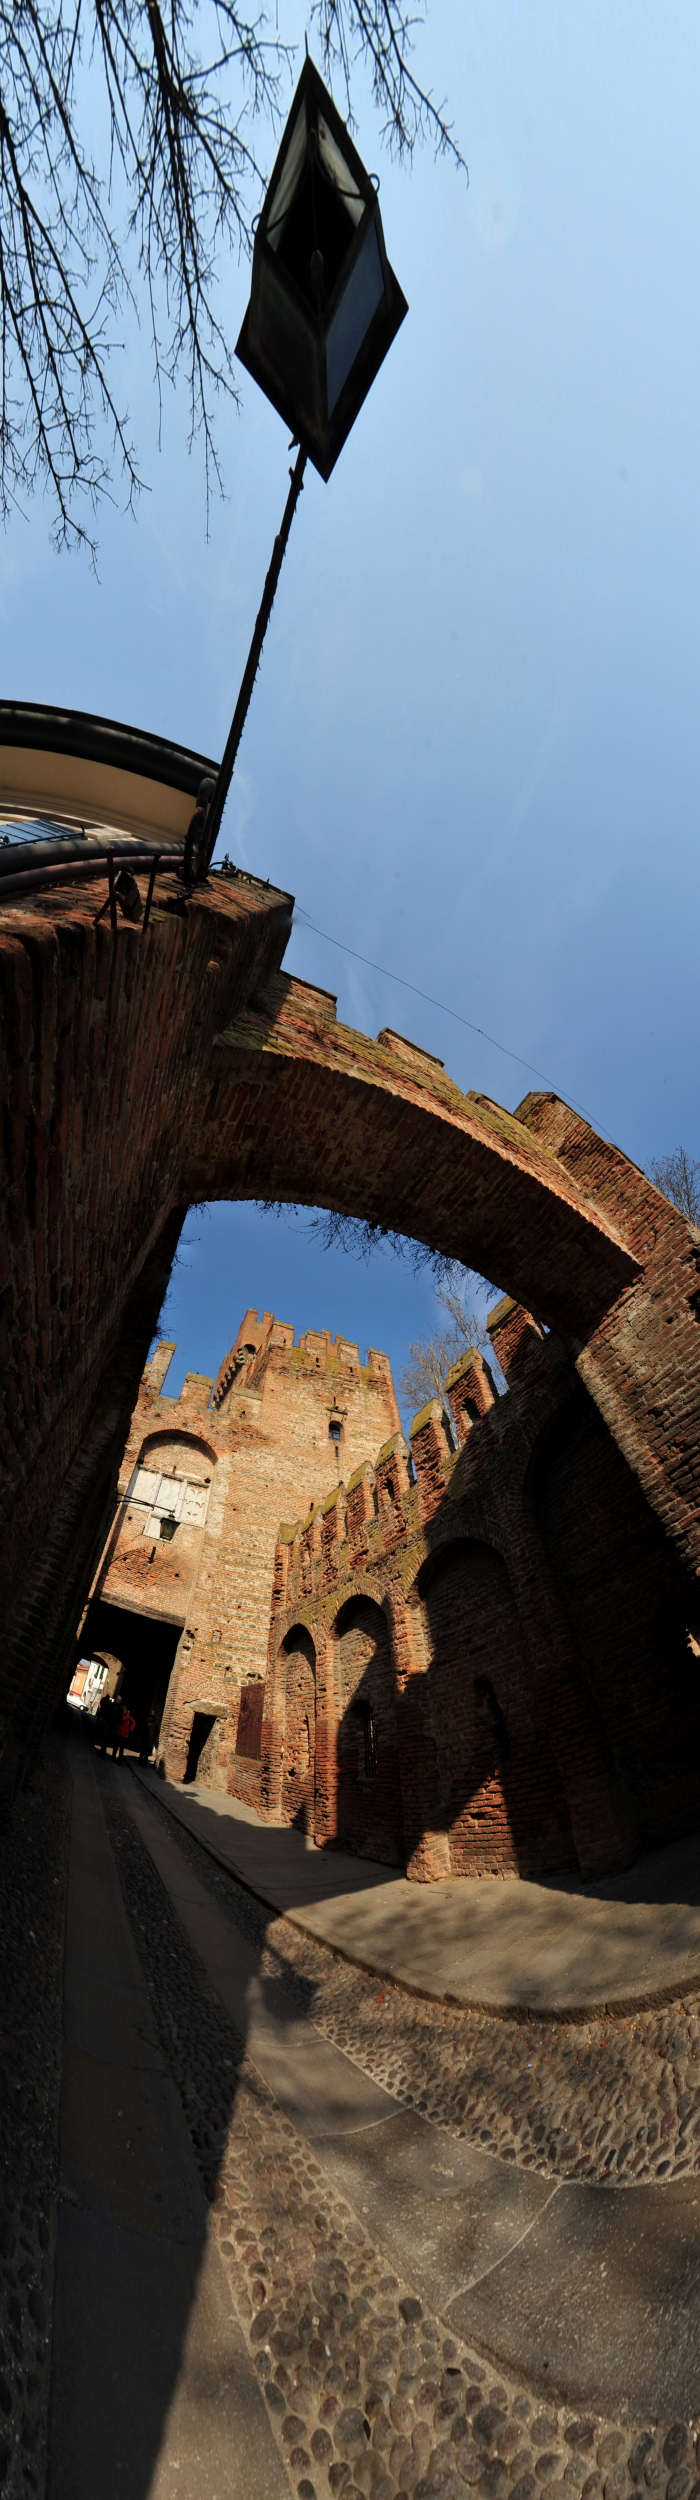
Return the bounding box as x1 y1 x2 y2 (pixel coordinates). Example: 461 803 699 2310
629 2441 654 2484
475 2407 508 2447
664 2437 690 2473
98 1779 700 2500
603 2469 629 2500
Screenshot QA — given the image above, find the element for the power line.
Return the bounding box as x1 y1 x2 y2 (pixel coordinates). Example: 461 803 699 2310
292 907 606 1132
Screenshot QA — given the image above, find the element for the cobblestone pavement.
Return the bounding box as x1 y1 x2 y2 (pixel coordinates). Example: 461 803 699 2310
136 1790 700 2190
0 1741 70 2500
108 1787 700 2500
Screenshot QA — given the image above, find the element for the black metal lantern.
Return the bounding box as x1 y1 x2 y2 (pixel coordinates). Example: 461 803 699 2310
236 55 408 479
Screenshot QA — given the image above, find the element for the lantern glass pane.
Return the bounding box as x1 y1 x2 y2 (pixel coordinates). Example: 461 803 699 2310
275 160 356 310
317 114 364 226
266 103 308 250
326 221 383 412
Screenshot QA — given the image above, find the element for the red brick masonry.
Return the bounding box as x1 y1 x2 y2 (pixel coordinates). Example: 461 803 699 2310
1 861 699 1862
262 1310 700 1882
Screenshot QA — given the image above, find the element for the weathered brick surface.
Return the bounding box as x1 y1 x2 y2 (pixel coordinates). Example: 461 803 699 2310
0 866 292 1789
2 854 700 1855
268 1324 700 1881
83 1312 398 1788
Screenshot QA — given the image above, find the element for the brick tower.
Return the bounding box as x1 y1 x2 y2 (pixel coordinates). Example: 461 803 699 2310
79 1310 399 1787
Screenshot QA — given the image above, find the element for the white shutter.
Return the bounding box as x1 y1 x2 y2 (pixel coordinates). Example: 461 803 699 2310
132 1466 161 1505
152 1474 185 1522
181 1484 208 1526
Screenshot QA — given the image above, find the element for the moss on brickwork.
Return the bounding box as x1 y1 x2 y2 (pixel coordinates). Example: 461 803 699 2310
487 1296 517 1334
409 1399 442 1437
445 1347 482 1389
346 1462 375 1491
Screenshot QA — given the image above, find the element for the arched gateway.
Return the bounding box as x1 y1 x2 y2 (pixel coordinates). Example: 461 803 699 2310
1 703 699 1793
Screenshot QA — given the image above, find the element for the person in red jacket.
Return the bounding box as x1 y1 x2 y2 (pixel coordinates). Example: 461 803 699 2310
113 1701 136 1763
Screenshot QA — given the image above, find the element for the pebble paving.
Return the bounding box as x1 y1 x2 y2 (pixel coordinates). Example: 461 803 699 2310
108 1786 700 2500
0 1741 70 2500
136 1792 700 2190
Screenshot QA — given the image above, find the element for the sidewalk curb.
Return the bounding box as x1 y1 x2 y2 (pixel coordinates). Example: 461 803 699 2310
131 1769 700 2026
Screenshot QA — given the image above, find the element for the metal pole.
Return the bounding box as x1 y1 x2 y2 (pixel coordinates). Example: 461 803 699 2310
195 445 308 877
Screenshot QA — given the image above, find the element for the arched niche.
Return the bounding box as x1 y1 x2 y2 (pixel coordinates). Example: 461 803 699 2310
280 1623 316 1832
331 1594 403 1867
411 1539 575 1878
127 1430 217 1541
136 1428 218 1479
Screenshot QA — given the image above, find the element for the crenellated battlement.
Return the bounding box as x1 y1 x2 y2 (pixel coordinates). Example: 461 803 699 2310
211 1306 394 1408
270 1299 567 1623
142 1345 214 1411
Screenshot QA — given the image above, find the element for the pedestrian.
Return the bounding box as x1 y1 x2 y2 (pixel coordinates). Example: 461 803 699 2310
113 1700 136 1763
94 1693 115 1756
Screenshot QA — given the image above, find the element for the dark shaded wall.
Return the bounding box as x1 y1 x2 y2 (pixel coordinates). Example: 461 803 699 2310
333 1596 404 1866
0 868 291 1792
265 1310 700 1883
531 1389 700 1851
412 1542 573 1878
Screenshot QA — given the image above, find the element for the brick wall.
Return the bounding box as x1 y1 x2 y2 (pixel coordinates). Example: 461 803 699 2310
266 1312 700 1882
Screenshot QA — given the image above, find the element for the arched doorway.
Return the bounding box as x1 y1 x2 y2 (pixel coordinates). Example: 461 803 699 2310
333 1595 404 1866
280 1625 316 1832
413 1540 575 1878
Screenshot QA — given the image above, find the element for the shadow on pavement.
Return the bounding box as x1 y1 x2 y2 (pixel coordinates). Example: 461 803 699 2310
140 1765 700 2015
49 1721 291 2500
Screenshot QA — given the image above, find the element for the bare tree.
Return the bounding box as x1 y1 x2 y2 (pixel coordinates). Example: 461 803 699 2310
399 1266 493 1416
255 1203 498 1417
648 1145 700 1225
0 1 465 553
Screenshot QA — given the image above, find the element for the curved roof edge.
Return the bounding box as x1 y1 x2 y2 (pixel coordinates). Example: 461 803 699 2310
0 700 217 796
0 700 221 848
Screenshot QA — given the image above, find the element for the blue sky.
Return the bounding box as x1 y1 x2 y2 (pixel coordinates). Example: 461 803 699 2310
4 1 700 1419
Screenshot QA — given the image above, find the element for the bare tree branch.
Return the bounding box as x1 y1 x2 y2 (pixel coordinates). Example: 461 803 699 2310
313 0 466 170
398 1264 494 1417
0 0 466 553
648 1145 700 1226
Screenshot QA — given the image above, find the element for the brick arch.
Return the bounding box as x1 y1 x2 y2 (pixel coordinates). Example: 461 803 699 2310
279 1623 316 1832
331 1594 404 1866
138 1429 218 1476
410 1538 576 1878
195 976 638 1343
196 971 700 1598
